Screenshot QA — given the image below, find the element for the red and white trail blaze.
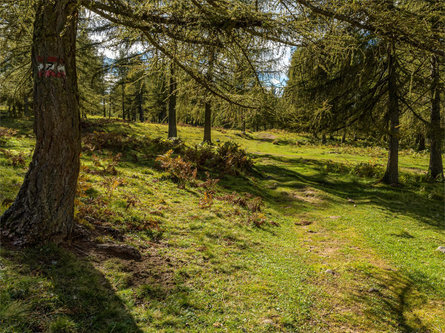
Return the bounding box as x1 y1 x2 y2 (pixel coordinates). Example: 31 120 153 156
37 56 66 78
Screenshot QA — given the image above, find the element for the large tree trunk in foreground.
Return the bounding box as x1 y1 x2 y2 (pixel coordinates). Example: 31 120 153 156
0 1 80 246
382 43 399 185
167 62 177 138
428 55 443 180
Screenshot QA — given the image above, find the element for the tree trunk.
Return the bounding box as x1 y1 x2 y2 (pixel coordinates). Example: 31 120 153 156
203 49 215 144
428 55 443 180
24 95 29 116
341 129 347 144
1 0 80 246
321 134 327 145
382 42 399 185
109 95 112 118
167 62 177 138
416 133 425 151
138 88 144 122
103 96 106 117
121 82 125 120
203 101 212 143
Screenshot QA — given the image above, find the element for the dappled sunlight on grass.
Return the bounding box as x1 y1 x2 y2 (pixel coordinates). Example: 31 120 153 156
1 117 443 332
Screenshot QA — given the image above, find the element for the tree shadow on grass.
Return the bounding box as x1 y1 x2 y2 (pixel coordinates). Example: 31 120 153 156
249 154 444 230
0 244 142 332
349 268 434 332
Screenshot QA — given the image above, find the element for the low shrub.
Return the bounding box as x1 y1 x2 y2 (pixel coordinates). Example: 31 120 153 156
0 127 17 145
0 149 27 167
350 161 384 178
183 141 253 175
156 150 197 188
215 141 253 174
89 153 122 175
217 192 263 212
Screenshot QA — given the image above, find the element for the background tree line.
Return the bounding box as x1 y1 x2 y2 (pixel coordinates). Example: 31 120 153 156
0 0 443 245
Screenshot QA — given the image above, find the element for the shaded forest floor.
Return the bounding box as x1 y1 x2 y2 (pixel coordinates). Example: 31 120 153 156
0 117 444 332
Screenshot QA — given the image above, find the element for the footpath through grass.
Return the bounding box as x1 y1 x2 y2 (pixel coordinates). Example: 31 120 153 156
0 117 444 332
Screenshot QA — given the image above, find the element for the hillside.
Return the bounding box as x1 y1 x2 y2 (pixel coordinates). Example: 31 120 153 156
1 118 444 332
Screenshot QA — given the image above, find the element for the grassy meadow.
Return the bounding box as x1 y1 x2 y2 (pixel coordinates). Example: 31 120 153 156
0 117 444 332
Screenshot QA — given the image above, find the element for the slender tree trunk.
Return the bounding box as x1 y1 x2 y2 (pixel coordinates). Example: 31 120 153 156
103 96 106 117
24 95 29 116
167 62 177 138
428 55 443 180
1 0 80 246
341 129 347 143
138 86 144 122
108 95 112 118
121 82 125 120
203 48 215 143
416 133 425 151
382 42 399 185
203 101 212 143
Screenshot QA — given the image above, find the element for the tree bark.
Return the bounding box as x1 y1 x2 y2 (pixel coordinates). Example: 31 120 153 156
382 42 399 185
428 55 443 180
167 61 177 138
138 86 144 122
203 101 212 143
24 95 29 117
203 49 215 143
321 134 327 145
0 0 80 246
121 82 126 120
416 132 425 151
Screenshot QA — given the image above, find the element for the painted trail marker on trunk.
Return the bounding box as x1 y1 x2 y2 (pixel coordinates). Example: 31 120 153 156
37 56 66 78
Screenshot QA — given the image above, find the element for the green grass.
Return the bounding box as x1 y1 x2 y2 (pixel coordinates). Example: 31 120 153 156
0 117 444 332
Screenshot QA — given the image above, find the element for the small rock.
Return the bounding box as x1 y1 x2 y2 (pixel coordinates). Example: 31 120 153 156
437 246 445 254
215 139 220 143
262 319 274 325
347 198 355 203
51 260 58 265
266 182 278 189
325 269 335 275
368 287 379 293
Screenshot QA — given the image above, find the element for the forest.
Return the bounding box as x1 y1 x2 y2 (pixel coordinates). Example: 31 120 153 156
0 0 444 332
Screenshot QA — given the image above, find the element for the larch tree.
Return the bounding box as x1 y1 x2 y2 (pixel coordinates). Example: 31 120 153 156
0 0 285 245
1 0 80 245
1 0 442 245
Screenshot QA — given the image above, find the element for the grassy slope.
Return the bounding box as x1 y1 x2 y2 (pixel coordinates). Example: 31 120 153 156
0 117 444 332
